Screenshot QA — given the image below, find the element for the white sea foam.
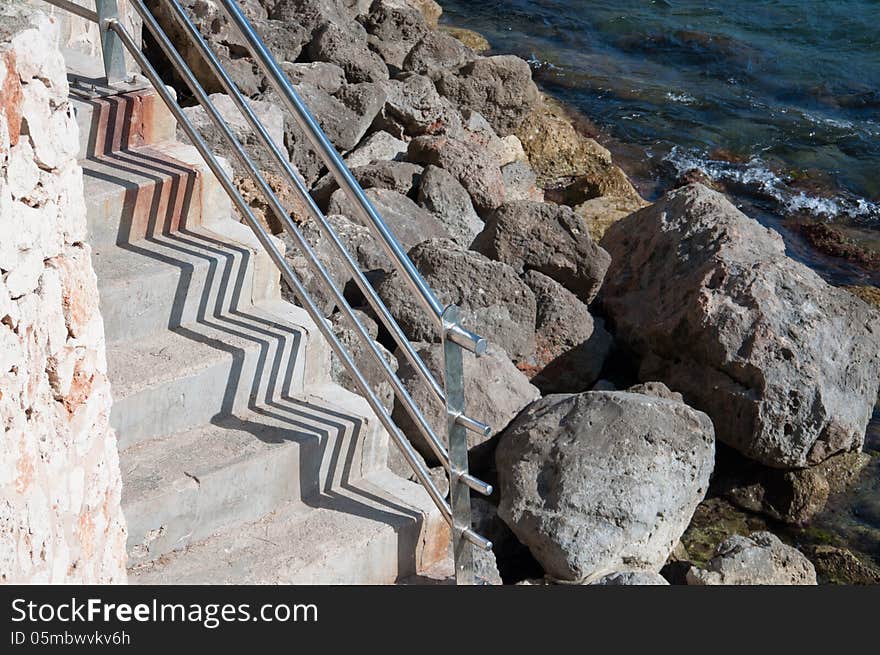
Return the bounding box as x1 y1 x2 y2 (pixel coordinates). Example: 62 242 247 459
663 147 880 222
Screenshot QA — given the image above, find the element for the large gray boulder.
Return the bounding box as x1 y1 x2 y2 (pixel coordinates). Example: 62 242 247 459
496 386 715 582
407 136 505 212
686 532 817 585
524 271 612 393
417 165 484 246
305 19 390 83
312 160 423 208
472 201 611 304
436 55 540 136
376 239 537 362
392 342 539 463
601 184 880 469
328 187 450 251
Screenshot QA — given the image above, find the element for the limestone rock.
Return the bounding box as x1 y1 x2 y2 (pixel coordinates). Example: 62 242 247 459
376 239 537 362
523 271 612 393
686 532 817 585
574 194 646 242
440 26 490 53
496 389 715 581
407 135 505 212
417 165 484 246
472 200 611 304
436 55 540 136
601 184 880 469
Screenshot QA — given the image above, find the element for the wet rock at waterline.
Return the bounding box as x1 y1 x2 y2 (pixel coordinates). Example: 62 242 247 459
601 183 880 470
686 532 817 585
496 387 715 582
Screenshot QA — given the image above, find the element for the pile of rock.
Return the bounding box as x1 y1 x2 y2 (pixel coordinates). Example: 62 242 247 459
156 0 879 584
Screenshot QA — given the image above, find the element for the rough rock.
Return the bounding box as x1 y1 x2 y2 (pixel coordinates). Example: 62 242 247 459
515 96 642 206
343 130 408 169
436 55 540 136
306 19 390 83
716 449 871 525
802 545 880 585
601 184 880 469
502 161 544 202
403 29 476 77
686 532 817 585
392 342 539 463
472 200 611 304
407 135 505 212
376 239 537 362
181 93 287 175
281 214 385 315
280 61 346 94
496 389 715 582
375 73 463 137
312 160 423 208
592 571 670 586
329 310 398 412
328 187 450 251
440 26 490 53
523 271 612 393
360 0 429 69
844 285 880 310
417 165 484 245
234 172 309 235
574 194 646 242
386 441 449 498
406 0 442 28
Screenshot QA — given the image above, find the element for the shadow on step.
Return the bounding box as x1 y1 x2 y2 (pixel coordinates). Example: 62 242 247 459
88 144 428 569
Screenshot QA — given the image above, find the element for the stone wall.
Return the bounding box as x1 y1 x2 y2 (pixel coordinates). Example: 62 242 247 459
0 6 127 583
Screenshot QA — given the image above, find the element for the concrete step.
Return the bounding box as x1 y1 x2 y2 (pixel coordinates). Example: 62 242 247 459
82 141 230 248
70 85 176 160
107 303 313 449
92 218 283 345
121 386 391 565
127 470 450 584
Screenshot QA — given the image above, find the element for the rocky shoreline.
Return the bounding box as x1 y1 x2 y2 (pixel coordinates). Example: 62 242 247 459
153 0 880 584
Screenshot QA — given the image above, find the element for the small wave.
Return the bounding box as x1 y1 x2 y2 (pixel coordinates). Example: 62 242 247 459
666 91 697 104
664 147 880 222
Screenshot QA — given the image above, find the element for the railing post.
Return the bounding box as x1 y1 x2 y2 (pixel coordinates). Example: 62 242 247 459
443 305 474 585
95 0 127 86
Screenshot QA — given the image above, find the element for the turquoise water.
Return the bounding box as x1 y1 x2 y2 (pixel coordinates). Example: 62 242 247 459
440 0 880 284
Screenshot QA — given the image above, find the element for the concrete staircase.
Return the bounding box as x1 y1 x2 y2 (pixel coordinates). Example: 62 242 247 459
72 81 448 583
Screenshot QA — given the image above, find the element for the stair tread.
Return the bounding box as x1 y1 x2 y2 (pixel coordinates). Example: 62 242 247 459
81 143 195 199
105 307 300 400
128 471 444 584
120 399 348 507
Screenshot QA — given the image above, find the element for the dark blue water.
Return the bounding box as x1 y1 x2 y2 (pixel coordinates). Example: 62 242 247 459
440 0 880 284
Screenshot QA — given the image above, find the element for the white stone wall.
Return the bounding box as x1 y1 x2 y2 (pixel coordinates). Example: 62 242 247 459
0 6 127 583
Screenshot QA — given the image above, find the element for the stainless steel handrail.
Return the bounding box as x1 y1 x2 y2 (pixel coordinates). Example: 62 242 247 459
41 0 494 583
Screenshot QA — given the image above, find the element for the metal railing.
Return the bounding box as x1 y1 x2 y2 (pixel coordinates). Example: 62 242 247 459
42 0 494 584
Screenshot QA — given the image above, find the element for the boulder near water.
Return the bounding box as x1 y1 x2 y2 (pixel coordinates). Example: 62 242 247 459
495 385 715 582
686 532 817 585
601 183 880 470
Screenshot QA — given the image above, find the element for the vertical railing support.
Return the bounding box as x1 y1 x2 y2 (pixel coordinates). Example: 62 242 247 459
443 305 474 585
95 0 127 86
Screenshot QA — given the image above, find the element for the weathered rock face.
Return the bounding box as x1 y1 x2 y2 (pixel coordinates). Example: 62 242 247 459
392 342 539 463
496 387 715 582
0 10 126 583
376 73 462 137
686 532 817 585
343 130 407 168
574 194 645 242
403 29 475 77
417 165 484 246
360 0 429 69
472 200 611 304
601 184 880 469
376 239 537 362
313 160 423 208
328 187 450 251
435 55 540 136
524 271 612 393
407 135 505 212
503 161 543 202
